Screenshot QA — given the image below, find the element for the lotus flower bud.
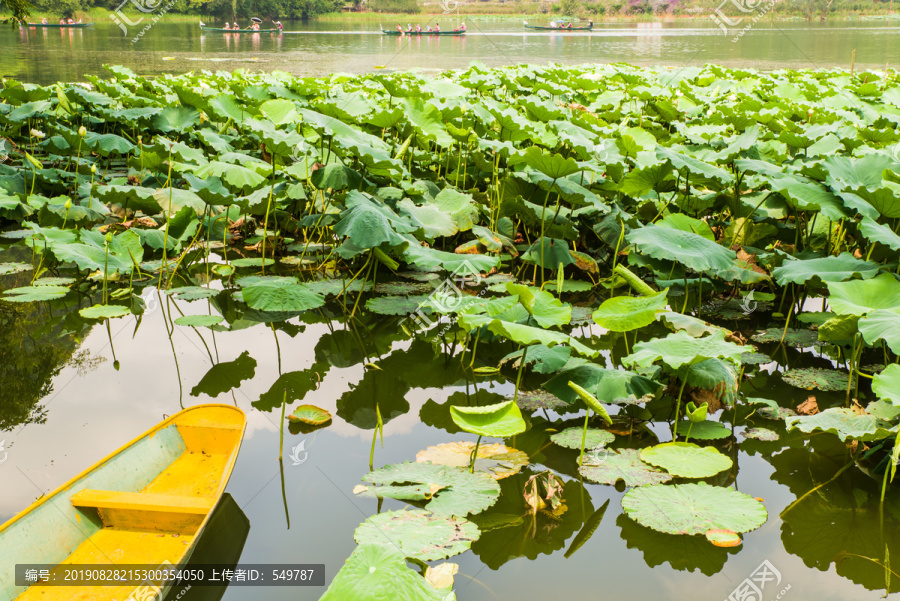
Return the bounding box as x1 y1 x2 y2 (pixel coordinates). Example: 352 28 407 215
105 232 113 244
728 94 736 102
90 164 97 174
78 125 87 137
64 199 72 210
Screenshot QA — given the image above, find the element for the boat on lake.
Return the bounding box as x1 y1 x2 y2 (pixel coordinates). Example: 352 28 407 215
0 404 246 601
381 27 466 36
21 22 94 28
200 26 282 33
523 20 593 30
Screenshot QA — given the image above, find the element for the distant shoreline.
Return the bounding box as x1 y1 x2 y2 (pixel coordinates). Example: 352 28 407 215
4 6 898 24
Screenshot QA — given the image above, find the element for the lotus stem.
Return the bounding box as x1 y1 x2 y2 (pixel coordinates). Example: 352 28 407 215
578 409 591 468
513 344 529 402
279 389 286 461
469 434 483 474
672 369 690 438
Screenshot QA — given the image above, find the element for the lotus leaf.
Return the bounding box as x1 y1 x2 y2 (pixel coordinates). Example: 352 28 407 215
640 442 732 478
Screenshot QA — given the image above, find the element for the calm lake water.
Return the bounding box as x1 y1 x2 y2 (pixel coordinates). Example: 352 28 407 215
0 19 898 85
2 15 900 601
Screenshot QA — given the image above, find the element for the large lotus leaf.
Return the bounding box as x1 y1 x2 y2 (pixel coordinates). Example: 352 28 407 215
656 146 733 185
656 213 715 240
354 509 479 561
817 314 859 342
858 309 900 354
0 262 31 275
509 146 583 179
93 185 162 213
752 326 820 347
193 161 267 193
154 188 206 216
772 252 879 285
433 188 479 232
771 177 848 221
639 443 733 478
544 364 662 405
85 133 134 157
675 420 732 440
827 273 900 316
356 462 501 516
259 98 298 125
550 427 615 450
398 199 457 238
618 163 673 198
516 389 570 412
506 283 571 328
501 344 571 374
592 289 669 332
622 483 767 535
190 351 256 398
333 191 416 252
872 364 900 406
450 400 526 438
403 98 453 148
242 279 325 312
457 313 597 358
845 183 900 218
657 312 729 338
402 243 499 274
52 229 143 275
624 330 750 370
319 543 443 601
299 108 390 152
521 237 576 268
579 448 673 487
627 226 737 278
416 442 528 480
311 164 361 191
823 154 894 192
152 106 200 133
678 358 738 403
860 217 900 251
785 408 896 441
2 285 69 303
781 367 847 391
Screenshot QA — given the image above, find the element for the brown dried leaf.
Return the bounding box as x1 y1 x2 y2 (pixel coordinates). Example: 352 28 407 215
797 396 819 415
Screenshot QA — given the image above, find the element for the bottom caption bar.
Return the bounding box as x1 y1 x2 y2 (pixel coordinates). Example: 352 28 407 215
15 564 325 587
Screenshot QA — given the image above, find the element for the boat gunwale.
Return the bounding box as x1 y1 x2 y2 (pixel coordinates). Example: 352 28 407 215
0 403 246 535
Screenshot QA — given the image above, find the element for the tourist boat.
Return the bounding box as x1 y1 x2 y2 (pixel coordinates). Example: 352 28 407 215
523 20 593 30
200 26 282 32
0 404 246 601
381 27 466 36
21 22 94 28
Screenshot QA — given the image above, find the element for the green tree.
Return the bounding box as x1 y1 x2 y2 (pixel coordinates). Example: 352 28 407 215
2 0 31 24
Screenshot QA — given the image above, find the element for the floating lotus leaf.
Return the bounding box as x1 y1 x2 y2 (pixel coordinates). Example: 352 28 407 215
592 289 669 332
751 327 820 347
373 281 435 295
355 461 501 516
622 483 768 535
640 442 733 478
168 286 220 301
785 408 896 442
742 428 779 441
570 306 595 324
174 315 223 327
450 400 527 438
516 390 569 412
550 427 615 450
230 257 276 268
354 509 479 561
0 262 31 275
675 420 732 440
657 311 729 338
288 404 332 426
872 364 900 406
79 304 131 319
2 285 69 303
740 352 772 365
826 272 900 316
33 277 75 287
241 279 326 313
705 529 742 547
578 448 673 487
319 543 444 601
781 368 847 391
624 330 750 370
366 294 431 316
544 364 663 405
416 442 528 480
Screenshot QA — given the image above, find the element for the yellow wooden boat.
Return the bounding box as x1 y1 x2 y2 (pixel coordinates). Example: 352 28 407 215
0 404 246 601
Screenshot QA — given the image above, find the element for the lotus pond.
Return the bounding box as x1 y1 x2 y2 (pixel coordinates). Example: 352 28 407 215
2 62 900 600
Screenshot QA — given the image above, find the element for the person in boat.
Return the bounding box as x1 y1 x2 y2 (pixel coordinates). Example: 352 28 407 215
396 24 403 32
566 22 573 28
406 23 412 32
274 21 283 30
454 22 466 32
415 23 421 32
41 17 48 24
67 18 75 24
435 23 440 31
59 18 65 24
233 21 240 29
224 22 231 29
426 25 433 32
